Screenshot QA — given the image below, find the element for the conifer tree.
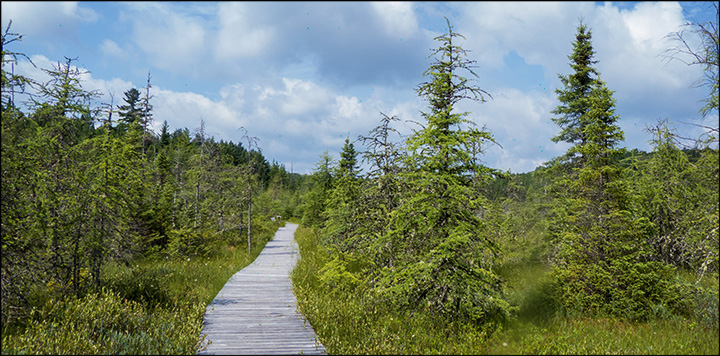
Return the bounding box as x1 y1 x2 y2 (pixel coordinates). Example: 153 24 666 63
373 18 509 329
322 138 361 247
548 22 687 320
117 88 143 130
301 151 336 229
347 113 406 258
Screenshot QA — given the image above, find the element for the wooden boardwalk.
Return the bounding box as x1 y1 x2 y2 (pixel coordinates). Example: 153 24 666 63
198 223 326 355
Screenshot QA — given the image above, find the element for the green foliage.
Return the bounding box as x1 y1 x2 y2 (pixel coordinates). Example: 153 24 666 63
301 151 336 229
294 224 720 355
631 119 719 273
166 228 212 258
1 288 205 355
366 17 509 328
1 23 300 351
544 21 688 321
547 257 694 321
2 221 281 355
321 138 362 248
105 265 172 308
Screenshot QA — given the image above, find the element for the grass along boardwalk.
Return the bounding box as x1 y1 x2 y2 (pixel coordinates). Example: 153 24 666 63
198 222 326 355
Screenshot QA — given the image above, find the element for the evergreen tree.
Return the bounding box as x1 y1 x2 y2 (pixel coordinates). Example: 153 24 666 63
550 21 598 166
372 18 509 329
321 138 361 248
301 151 336 229
547 22 687 320
633 120 718 280
117 88 143 130
347 113 406 258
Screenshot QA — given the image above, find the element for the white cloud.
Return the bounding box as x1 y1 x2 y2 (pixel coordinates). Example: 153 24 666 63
589 2 704 118
125 3 208 72
459 2 594 74
371 2 419 39
469 87 566 172
100 39 125 59
214 2 275 60
152 87 239 139
7 2 712 175
1 1 98 37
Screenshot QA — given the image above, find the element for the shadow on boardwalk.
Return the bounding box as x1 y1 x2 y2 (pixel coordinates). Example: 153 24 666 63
198 223 326 355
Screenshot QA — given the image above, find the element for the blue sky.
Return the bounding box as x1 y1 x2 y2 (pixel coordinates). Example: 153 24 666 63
2 1 717 174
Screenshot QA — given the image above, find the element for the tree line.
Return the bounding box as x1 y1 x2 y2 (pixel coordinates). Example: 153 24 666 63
1 20 306 326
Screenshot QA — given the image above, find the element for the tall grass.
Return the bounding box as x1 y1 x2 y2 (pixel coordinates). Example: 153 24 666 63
1 220 282 355
292 225 720 355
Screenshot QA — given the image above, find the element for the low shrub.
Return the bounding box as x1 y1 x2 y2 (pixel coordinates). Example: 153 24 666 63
105 264 173 308
1 288 205 355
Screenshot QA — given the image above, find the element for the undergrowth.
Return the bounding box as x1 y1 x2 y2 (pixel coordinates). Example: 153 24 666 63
292 225 720 355
1 219 281 355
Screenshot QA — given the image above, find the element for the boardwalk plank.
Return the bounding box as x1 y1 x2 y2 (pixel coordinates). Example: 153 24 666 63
198 223 326 355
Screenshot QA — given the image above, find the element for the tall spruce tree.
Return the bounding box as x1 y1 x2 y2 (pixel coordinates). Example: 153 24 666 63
547 22 688 320
550 21 599 166
372 18 509 329
321 138 361 248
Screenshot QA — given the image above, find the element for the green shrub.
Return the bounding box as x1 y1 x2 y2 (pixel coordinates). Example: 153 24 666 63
547 254 695 321
692 286 719 329
105 265 172 308
1 289 205 355
167 228 214 258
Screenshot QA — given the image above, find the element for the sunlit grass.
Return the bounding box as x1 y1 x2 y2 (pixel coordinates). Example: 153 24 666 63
292 225 720 355
1 221 282 355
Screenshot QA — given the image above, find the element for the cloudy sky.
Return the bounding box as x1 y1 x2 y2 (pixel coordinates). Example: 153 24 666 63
2 1 717 174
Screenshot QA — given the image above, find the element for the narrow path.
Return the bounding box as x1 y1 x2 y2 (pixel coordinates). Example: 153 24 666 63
198 222 326 355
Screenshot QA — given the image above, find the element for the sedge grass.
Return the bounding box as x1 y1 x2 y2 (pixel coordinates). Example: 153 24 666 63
292 224 720 355
1 221 282 355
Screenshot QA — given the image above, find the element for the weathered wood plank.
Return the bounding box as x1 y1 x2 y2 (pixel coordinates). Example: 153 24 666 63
197 223 326 355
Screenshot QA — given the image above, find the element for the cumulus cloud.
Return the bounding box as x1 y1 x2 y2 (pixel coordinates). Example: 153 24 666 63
151 87 239 139
214 2 275 60
591 2 704 114
1 1 98 38
463 87 567 173
371 2 419 39
100 39 125 59
458 2 594 74
6 2 712 174
123 2 208 73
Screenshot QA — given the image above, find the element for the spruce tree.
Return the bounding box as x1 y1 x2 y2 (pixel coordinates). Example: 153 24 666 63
321 138 361 248
373 18 509 329
548 22 688 320
117 88 143 129
301 151 335 229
